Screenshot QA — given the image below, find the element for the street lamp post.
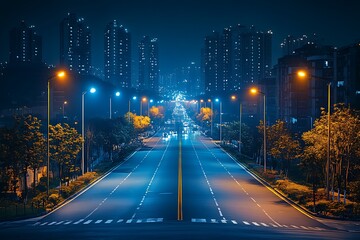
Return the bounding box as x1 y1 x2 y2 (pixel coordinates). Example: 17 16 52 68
63 101 67 117
250 88 266 172
215 98 222 142
297 70 331 199
128 96 137 122
231 95 242 154
210 100 213 137
82 87 96 175
109 91 120 119
141 97 147 116
47 70 66 196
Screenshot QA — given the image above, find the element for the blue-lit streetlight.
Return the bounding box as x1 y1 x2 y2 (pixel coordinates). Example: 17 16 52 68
110 91 121 119
82 87 96 175
128 96 137 122
215 98 222 142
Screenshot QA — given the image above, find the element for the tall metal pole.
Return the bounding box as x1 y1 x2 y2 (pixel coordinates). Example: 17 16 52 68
211 102 213 137
220 101 222 142
47 80 50 197
263 94 266 173
81 92 85 175
109 97 112 119
140 101 142 115
239 103 242 154
128 100 131 122
326 83 331 199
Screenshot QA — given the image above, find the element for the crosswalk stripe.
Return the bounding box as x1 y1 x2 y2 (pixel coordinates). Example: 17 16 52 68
33 222 40 226
269 223 278 227
55 221 64 225
64 221 72 225
252 222 260 226
221 219 227 224
291 225 299 229
105 220 113 224
40 222 48 226
83 220 92 224
48 221 57 226
231 220 237 224
243 221 250 225
260 223 268 227
136 219 142 223
300 226 308 230
95 220 102 224
117 219 123 223
191 218 206 223
126 219 132 223
211 219 218 223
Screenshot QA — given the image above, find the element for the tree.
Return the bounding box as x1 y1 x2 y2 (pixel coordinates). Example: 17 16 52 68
49 123 82 189
258 120 300 176
301 104 360 203
222 121 254 156
21 115 46 199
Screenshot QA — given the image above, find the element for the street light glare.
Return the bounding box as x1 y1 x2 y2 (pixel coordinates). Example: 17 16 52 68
231 95 236 100
215 98 219 102
297 70 307 78
90 87 96 93
57 71 66 78
115 91 120 97
142 97 147 102
250 88 258 94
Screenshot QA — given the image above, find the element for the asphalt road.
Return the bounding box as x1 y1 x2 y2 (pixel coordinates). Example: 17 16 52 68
0 130 358 239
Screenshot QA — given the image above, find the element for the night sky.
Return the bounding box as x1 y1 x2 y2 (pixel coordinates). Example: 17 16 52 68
1 0 359 74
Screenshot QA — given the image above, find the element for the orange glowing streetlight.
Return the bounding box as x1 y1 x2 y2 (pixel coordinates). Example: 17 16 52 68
47 70 66 196
249 87 267 172
296 69 331 199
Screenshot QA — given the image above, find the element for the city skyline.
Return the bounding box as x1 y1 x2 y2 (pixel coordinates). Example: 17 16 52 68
1 0 360 74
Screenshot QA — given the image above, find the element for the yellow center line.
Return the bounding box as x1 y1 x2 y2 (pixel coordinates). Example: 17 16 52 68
178 135 183 221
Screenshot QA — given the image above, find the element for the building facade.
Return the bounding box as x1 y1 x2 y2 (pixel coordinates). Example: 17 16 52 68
104 20 131 88
9 21 42 64
203 25 272 96
60 13 91 75
138 36 159 95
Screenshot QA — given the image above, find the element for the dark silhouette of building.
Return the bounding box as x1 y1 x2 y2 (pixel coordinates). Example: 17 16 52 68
104 20 131 88
138 36 159 95
9 21 42 64
60 13 91 75
203 25 272 96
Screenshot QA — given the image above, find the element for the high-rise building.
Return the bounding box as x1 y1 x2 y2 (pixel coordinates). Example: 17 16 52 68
60 13 91 75
203 25 272 95
204 31 221 94
233 25 272 88
104 20 131 88
280 34 319 57
138 36 159 94
9 21 42 64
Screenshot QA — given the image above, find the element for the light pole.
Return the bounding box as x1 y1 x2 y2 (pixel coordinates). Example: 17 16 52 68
110 91 120 119
215 98 222 142
250 88 266 172
231 95 242 154
210 100 213 137
148 99 153 117
141 97 147 116
47 70 66 196
62 101 67 117
82 87 96 175
128 96 137 122
297 70 331 199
